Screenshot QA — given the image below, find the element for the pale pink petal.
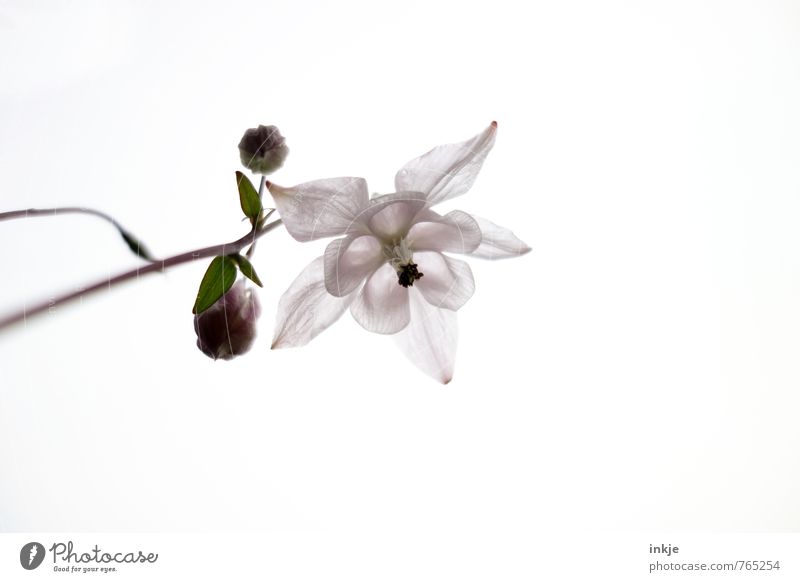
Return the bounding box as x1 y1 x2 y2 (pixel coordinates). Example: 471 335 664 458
367 200 426 241
272 256 356 348
353 191 428 233
469 215 532 259
368 190 428 206
324 235 385 297
406 210 482 254
267 177 369 241
394 122 497 206
394 288 458 384
350 263 410 334
413 251 475 311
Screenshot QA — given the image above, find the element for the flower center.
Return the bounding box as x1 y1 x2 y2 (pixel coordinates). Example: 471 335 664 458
397 262 423 288
385 239 424 288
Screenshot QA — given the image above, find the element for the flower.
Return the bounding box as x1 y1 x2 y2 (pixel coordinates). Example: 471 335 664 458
194 279 262 360
267 122 530 383
238 124 289 175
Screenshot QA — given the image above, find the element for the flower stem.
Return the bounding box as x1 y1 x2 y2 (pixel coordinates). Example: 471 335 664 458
245 175 267 259
0 206 155 260
0 218 283 332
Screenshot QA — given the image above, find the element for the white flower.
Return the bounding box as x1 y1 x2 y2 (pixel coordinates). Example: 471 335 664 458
267 122 530 383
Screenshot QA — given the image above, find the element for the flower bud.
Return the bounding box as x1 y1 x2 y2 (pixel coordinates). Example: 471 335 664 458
194 280 261 360
238 124 289 175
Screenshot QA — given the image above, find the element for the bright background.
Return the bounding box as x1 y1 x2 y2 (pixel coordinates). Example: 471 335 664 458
1 0 800 544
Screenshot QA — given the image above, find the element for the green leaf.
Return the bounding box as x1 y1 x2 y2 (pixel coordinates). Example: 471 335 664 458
232 254 263 287
119 229 154 261
192 256 238 314
236 171 262 220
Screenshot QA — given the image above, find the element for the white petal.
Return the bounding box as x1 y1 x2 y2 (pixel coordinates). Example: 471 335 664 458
350 263 410 334
324 235 385 297
267 177 369 241
367 200 426 241
406 210 482 254
394 288 459 384
469 215 532 259
272 256 356 348
356 191 428 231
413 251 475 311
394 122 497 206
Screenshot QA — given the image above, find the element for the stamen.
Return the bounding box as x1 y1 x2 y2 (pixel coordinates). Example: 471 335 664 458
397 262 424 288
384 238 423 287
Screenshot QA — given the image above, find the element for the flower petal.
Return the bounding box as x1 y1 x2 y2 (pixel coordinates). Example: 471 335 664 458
355 191 428 232
394 288 459 384
367 200 426 241
324 235 385 297
469 215 532 259
350 262 410 334
413 251 475 311
267 177 369 241
394 122 497 206
406 210 482 254
272 256 356 348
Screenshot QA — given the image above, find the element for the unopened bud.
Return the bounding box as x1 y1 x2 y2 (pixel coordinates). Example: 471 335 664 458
238 124 289 175
194 280 261 360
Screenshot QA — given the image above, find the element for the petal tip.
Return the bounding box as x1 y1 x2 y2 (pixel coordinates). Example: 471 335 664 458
265 180 284 196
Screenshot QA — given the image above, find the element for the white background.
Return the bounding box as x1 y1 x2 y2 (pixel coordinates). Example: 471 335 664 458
0 0 799 562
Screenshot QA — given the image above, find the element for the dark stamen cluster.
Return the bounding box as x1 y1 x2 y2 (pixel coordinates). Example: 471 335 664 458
397 263 424 288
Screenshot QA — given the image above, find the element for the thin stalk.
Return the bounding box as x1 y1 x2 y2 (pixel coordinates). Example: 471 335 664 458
245 175 267 259
0 219 283 332
0 206 123 225
0 206 154 260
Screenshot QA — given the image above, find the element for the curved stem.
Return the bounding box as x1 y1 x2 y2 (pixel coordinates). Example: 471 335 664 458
245 175 267 259
0 206 154 260
0 206 119 224
0 219 283 332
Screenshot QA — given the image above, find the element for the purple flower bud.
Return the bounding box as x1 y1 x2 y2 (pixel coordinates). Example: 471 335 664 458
238 124 289 175
194 280 261 360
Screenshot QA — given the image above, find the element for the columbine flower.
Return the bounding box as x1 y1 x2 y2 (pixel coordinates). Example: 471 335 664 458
267 122 530 383
194 279 262 360
238 124 289 175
